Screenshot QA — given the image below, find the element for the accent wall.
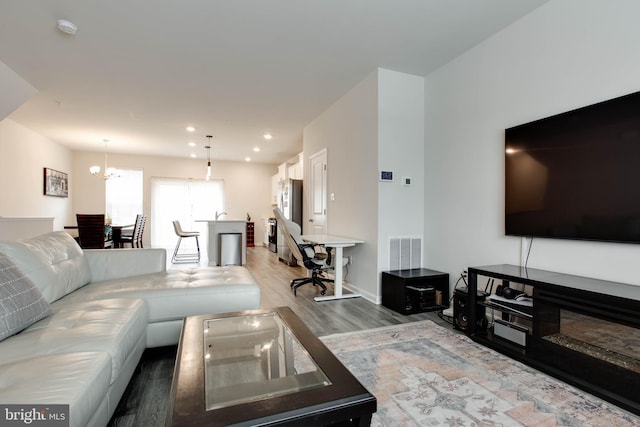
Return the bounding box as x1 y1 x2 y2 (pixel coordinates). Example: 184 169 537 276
424 0 640 287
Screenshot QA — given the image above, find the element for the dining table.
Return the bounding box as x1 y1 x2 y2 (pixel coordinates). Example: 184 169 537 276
64 223 133 248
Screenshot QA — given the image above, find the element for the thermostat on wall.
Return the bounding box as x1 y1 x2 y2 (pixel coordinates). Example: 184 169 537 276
379 170 393 182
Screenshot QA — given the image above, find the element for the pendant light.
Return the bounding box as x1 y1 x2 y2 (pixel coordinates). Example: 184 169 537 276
205 135 212 181
90 139 118 180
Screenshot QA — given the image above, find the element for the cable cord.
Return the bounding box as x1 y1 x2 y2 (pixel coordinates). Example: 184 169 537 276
437 310 453 324
524 237 534 268
438 271 468 325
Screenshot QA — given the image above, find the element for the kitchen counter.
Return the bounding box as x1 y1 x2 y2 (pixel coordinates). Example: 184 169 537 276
196 220 247 266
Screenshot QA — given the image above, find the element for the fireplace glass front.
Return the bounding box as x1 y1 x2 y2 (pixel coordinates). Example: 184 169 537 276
541 309 640 374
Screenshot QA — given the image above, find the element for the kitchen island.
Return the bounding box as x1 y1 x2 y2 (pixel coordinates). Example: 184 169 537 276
196 220 247 266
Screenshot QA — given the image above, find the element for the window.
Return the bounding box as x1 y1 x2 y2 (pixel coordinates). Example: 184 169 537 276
150 177 224 249
105 169 143 225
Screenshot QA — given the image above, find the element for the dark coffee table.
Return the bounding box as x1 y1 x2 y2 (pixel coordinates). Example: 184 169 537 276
166 307 376 426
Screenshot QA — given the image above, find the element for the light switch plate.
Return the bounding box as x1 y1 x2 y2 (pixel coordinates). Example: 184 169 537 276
379 170 393 182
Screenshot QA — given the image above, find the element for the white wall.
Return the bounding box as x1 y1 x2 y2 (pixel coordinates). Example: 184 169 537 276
377 69 425 275
424 0 640 288
0 119 73 231
73 151 276 247
304 70 379 299
0 60 36 121
304 68 425 301
0 117 276 244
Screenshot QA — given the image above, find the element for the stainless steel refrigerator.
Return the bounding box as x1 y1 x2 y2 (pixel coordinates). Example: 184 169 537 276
277 179 303 266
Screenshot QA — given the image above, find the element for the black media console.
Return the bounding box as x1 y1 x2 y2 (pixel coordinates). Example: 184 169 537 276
467 264 640 415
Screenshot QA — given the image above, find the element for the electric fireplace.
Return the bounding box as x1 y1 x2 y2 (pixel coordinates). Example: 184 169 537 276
533 284 640 413
466 265 640 415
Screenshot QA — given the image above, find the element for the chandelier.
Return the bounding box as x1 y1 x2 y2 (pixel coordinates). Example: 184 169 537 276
90 139 119 180
205 135 212 181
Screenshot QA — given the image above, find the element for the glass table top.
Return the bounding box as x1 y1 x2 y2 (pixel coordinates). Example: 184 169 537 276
203 311 331 410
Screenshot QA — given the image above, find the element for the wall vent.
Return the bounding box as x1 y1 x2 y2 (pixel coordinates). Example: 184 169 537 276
389 237 422 270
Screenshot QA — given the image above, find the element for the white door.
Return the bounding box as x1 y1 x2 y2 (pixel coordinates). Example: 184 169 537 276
308 149 327 234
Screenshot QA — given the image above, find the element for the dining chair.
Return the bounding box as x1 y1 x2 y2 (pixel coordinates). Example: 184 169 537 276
76 214 114 249
273 207 333 296
171 220 200 263
120 214 147 248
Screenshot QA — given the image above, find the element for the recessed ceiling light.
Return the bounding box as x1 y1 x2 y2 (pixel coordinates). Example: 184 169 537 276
245 157 251 162
253 147 260 152
263 133 272 140
190 153 196 158
186 126 195 132
57 19 78 35
188 142 196 147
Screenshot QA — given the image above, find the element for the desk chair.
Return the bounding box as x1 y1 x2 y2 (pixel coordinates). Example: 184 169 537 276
76 214 114 249
273 208 333 296
172 220 200 263
120 214 147 248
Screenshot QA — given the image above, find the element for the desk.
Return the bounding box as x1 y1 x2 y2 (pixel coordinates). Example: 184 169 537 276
300 234 364 302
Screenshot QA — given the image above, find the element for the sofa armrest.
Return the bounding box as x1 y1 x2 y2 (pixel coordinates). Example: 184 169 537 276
84 249 167 282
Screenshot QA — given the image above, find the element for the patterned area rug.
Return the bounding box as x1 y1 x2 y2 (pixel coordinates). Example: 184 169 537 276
320 321 640 427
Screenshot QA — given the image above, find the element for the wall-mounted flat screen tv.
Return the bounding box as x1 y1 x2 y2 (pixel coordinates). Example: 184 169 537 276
505 90 640 244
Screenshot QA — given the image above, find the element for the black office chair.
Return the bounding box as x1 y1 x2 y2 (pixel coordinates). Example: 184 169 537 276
76 214 114 249
273 208 333 296
120 214 147 248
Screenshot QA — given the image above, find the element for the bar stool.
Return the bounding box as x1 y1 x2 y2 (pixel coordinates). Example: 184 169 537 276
171 220 200 263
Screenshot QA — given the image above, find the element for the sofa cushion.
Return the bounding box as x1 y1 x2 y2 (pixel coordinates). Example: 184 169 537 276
1 298 148 385
0 231 91 303
0 253 51 341
83 247 167 282
0 352 112 427
55 266 261 323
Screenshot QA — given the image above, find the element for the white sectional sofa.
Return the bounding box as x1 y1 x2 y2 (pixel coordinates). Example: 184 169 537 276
0 231 261 427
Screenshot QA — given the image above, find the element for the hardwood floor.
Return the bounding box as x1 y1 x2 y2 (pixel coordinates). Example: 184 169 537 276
249 245 445 335
107 246 453 426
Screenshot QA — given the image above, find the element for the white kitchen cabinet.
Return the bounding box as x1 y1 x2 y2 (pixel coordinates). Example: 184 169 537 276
286 153 304 180
277 163 288 182
272 174 279 205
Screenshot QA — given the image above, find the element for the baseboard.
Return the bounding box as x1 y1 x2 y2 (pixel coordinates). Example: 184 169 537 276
343 281 379 304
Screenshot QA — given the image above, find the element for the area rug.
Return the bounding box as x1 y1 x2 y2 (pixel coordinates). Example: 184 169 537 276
319 321 640 427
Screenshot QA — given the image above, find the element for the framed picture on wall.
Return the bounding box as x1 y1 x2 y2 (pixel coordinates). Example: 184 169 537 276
43 167 68 197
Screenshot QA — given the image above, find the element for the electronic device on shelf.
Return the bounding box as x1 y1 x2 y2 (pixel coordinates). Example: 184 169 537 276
488 294 533 317
453 287 489 333
493 318 528 346
405 285 436 312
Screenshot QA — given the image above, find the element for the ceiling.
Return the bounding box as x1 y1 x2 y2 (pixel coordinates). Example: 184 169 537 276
0 0 547 165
